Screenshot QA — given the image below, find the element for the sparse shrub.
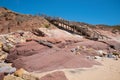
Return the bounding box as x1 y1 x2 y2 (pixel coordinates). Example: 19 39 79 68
15 15 31 24
44 24 50 28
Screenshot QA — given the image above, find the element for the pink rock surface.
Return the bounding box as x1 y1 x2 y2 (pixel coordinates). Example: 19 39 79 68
6 41 49 62
0 73 4 80
9 40 101 72
39 71 68 80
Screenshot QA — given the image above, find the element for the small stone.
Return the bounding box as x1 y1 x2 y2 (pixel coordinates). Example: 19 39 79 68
0 53 8 62
94 56 101 59
114 56 119 60
107 53 113 58
20 38 26 43
75 52 81 55
96 50 107 57
86 56 93 60
113 51 119 56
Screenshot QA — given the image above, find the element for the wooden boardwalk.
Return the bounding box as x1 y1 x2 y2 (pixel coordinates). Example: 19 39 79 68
44 16 110 41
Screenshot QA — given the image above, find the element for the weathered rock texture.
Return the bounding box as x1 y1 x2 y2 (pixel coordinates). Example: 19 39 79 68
6 40 101 72
39 71 68 80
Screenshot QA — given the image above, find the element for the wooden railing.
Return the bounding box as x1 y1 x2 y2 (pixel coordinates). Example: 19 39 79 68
43 15 110 41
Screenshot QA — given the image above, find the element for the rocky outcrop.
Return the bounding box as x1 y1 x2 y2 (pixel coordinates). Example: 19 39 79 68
3 70 68 80
100 40 120 50
6 41 48 63
0 31 32 62
39 71 68 80
8 40 100 72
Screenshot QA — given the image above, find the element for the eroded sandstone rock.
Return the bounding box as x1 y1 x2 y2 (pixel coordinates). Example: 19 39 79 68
14 68 39 80
39 71 68 80
4 75 24 80
14 68 28 77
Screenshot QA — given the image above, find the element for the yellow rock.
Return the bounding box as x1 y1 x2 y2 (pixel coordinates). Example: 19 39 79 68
87 48 94 51
14 68 38 80
4 75 24 80
0 42 3 50
75 52 81 55
14 68 28 77
0 53 8 60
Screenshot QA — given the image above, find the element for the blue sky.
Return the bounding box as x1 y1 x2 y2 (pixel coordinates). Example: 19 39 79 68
0 0 120 25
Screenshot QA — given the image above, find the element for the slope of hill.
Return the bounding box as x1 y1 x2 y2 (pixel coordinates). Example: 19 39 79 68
0 7 55 34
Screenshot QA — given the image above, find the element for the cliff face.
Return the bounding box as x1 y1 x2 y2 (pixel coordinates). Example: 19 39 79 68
0 7 55 34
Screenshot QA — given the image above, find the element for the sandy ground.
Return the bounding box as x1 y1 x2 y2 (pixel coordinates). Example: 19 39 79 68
31 58 120 80
64 58 120 80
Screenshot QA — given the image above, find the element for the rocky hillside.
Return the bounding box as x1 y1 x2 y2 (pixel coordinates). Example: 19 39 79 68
0 7 120 35
0 7 120 80
0 7 55 34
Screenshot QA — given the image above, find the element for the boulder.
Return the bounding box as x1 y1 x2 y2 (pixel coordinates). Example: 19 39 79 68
14 68 39 80
94 56 102 59
0 66 16 74
0 63 16 74
39 71 68 80
32 29 46 37
35 40 54 48
4 75 24 80
14 68 28 77
2 43 14 53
